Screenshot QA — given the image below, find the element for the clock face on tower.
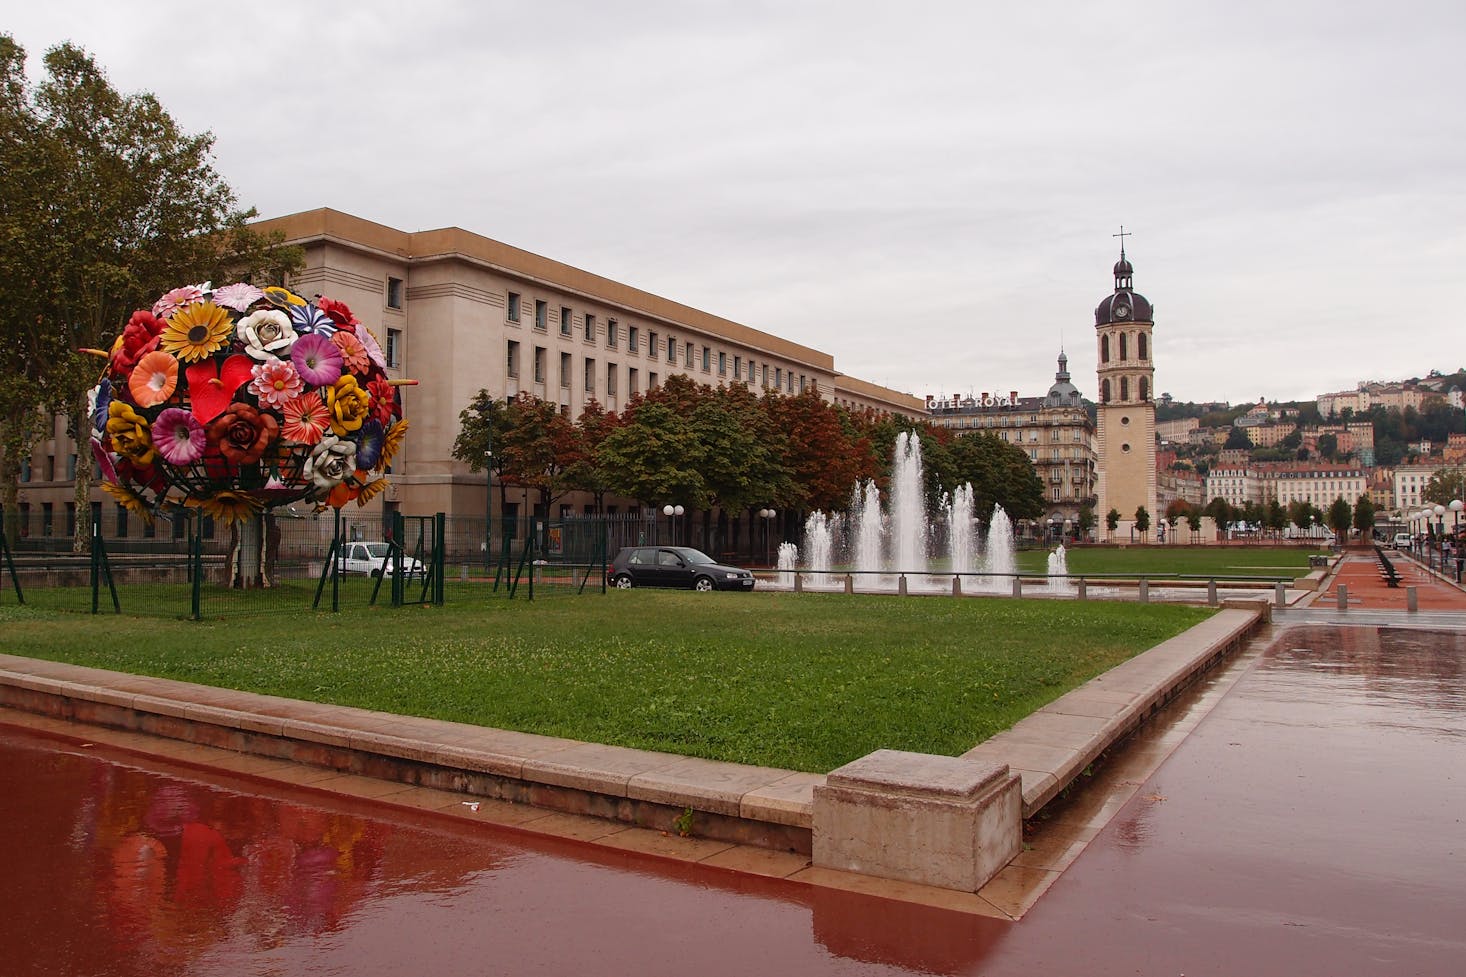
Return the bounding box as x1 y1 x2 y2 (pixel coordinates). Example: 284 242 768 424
1114 303 1130 319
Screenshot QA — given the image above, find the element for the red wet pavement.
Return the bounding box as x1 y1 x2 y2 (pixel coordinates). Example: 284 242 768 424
1315 550 1466 610
4 621 1463 975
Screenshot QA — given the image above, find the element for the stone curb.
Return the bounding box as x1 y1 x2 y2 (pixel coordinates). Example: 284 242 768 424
0 604 1264 856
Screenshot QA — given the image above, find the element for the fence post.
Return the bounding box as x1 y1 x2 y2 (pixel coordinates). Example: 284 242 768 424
1077 577 1087 601
1336 584 1348 610
1407 586 1418 612
1274 581 1286 608
1011 576 1021 598
1138 578 1150 603
191 512 203 621
90 518 101 615
952 575 962 597
1208 579 1218 606
844 573 854 594
390 510 403 607
898 573 908 596
434 512 446 605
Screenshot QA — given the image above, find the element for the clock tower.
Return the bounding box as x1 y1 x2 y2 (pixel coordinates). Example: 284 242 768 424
1093 233 1158 541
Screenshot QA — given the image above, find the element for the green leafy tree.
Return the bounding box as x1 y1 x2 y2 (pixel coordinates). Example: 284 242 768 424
1134 505 1151 540
1224 427 1254 450
1266 500 1288 539
1423 466 1466 506
1352 493 1376 541
0 37 299 549
1105 507 1121 539
1186 506 1203 539
946 432 1044 524
1205 496 1234 530
1316 433 1338 461
1327 496 1353 540
495 395 583 516
1076 503 1095 541
599 398 709 509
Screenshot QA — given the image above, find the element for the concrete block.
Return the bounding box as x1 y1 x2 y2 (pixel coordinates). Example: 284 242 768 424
812 749 1022 892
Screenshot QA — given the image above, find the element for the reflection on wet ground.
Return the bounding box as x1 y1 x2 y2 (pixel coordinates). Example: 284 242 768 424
3 623 1463 975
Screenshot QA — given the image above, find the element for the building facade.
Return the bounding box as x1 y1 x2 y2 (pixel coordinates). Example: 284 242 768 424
9 208 925 539
925 352 1097 525
1093 246 1158 539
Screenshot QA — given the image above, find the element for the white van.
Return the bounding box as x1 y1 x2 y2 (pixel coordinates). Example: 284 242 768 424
1393 533 1413 549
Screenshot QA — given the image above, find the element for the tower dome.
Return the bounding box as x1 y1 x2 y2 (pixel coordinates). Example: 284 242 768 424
1044 351 1083 408
1094 247 1153 325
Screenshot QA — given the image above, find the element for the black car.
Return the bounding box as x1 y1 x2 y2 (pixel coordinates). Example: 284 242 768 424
607 546 756 592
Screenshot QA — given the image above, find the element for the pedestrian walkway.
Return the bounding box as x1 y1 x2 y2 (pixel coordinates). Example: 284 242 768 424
1309 550 1466 611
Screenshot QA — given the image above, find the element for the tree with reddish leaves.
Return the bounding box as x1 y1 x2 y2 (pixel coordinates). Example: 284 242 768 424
495 394 584 516
563 398 621 512
763 387 859 513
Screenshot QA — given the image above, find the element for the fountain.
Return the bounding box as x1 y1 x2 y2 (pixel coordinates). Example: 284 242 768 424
790 431 1022 594
777 542 799 588
803 511 839 589
1045 543 1073 593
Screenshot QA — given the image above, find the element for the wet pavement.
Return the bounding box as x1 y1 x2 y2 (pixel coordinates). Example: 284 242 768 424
3 620 1463 975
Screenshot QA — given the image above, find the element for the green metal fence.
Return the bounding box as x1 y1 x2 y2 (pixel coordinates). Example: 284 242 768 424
1 507 609 619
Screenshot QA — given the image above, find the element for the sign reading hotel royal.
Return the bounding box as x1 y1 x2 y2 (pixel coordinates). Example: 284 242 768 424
926 391 1022 412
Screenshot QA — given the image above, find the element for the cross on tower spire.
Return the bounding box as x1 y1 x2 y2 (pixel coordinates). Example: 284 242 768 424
1113 225 1131 260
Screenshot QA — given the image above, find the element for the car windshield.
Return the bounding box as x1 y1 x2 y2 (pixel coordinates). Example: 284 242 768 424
679 549 716 565
364 543 390 558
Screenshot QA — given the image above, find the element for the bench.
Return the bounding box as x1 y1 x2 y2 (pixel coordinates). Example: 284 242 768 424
1373 546 1402 588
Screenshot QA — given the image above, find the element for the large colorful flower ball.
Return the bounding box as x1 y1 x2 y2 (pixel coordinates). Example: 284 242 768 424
90 283 411 525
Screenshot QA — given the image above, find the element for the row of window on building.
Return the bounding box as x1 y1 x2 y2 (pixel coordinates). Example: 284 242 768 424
504 341 807 401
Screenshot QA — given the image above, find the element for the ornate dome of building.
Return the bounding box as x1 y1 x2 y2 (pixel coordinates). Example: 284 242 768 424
1094 248 1153 325
1045 351 1084 408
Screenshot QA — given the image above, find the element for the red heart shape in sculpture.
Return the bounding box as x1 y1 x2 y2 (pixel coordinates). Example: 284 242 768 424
186 355 255 423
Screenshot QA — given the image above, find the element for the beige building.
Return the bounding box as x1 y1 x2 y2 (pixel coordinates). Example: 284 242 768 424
926 352 1097 526
1093 247 1158 539
10 208 924 538
1393 463 1446 514
1206 462 1367 513
1155 417 1198 444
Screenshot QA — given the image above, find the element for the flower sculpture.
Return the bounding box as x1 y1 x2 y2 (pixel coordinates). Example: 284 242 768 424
89 283 412 525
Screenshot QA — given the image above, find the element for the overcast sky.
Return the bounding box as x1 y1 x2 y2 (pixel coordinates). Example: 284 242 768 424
8 1 1464 406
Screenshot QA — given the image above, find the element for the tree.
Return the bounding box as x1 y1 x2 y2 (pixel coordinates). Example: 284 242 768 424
1186 506 1203 539
562 399 622 512
599 398 709 508
1423 466 1466 506
1105 508 1121 539
1352 493 1376 541
1266 500 1287 539
763 387 850 512
1280 429 1303 450
0 37 299 549
1224 427 1254 450
1316 433 1338 461
946 432 1044 523
1327 496 1353 541
1076 503 1095 541
1205 496 1234 530
495 395 583 516
1134 506 1151 540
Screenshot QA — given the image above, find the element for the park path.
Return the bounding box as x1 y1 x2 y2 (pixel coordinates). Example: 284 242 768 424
1313 550 1466 611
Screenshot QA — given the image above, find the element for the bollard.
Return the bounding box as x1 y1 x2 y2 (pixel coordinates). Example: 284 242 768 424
1274 581 1286 608
845 573 854 595
1138 578 1149 603
1207 579 1218 606
1407 586 1418 612
1336 584 1348 610
1077 578 1087 600
460 564 469 582
952 575 962 597
1011 576 1022 598
898 573 908 596
794 572 803 594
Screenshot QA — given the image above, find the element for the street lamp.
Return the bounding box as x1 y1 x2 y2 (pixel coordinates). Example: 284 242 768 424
662 504 684 546
1047 518 1055 544
1063 518 1073 544
484 446 493 574
759 508 776 567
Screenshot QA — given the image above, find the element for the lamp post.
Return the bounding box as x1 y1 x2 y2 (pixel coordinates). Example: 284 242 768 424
1047 518 1055 545
662 504 684 546
759 508 775 567
1064 518 1073 544
1451 499 1463 581
492 440 498 572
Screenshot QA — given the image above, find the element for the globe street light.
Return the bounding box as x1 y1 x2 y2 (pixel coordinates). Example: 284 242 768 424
759 508 776 567
662 504 684 546
484 447 493 575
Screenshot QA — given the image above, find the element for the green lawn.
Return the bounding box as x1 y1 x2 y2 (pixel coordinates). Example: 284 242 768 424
0 592 1211 773
1014 545 1326 578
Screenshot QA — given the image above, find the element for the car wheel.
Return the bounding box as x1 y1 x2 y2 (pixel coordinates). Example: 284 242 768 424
370 568 383 579
612 574 634 589
693 576 714 592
